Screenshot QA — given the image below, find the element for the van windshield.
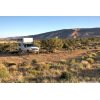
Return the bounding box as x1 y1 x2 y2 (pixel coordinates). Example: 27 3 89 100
24 44 33 47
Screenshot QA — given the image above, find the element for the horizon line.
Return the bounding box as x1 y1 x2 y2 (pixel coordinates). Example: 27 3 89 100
0 27 100 39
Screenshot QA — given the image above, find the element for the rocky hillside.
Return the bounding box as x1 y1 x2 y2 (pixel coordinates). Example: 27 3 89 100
6 28 100 40
32 28 100 40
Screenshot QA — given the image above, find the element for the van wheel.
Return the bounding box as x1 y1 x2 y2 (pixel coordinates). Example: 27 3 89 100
37 51 39 54
27 50 30 55
18 49 23 55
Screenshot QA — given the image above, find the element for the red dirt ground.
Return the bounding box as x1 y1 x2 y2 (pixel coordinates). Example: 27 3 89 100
0 50 87 64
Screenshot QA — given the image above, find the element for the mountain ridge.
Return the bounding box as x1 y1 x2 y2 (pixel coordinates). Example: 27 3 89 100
3 27 100 40
31 27 100 40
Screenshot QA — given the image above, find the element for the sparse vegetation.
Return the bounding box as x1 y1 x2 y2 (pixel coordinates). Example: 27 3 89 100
0 37 99 82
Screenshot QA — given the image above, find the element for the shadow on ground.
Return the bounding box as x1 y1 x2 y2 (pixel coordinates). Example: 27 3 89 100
79 68 100 77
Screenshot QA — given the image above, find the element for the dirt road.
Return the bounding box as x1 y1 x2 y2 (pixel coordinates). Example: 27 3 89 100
0 50 86 64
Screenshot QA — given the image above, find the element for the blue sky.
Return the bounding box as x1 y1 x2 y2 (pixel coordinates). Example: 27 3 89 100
0 16 100 38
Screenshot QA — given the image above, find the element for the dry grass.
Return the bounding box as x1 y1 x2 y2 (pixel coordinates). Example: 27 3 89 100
0 47 99 83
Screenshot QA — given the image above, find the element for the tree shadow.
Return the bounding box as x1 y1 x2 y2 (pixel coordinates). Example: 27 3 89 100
0 52 21 57
0 51 31 57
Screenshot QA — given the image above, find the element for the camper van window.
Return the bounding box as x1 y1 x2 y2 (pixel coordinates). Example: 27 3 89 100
24 44 33 47
24 44 27 47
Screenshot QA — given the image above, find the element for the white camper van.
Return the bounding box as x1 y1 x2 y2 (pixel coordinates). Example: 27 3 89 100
18 38 39 54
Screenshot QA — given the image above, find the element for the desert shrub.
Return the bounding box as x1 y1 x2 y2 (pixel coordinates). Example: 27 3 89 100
80 38 89 45
0 43 9 52
66 58 76 67
70 59 76 64
31 59 38 65
27 70 45 82
33 40 41 47
28 69 39 75
8 43 18 51
59 71 72 81
18 61 28 67
37 62 50 70
70 62 84 70
41 38 63 52
50 69 61 76
81 56 86 60
59 59 67 65
3 62 16 67
50 64 67 71
0 68 9 79
88 54 94 58
0 43 18 53
33 65 42 71
0 64 9 80
50 64 59 69
18 66 28 73
8 67 17 74
92 52 97 56
86 58 94 64
50 63 65 70
62 43 69 49
2 62 17 74
81 60 92 69
31 63 50 71
17 75 24 83
85 52 96 59
76 63 84 69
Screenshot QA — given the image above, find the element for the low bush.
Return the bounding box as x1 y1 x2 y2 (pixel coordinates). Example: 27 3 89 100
18 61 28 67
59 71 72 81
0 67 9 79
0 63 10 81
86 58 94 64
3 62 16 67
59 59 67 65
31 59 38 65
